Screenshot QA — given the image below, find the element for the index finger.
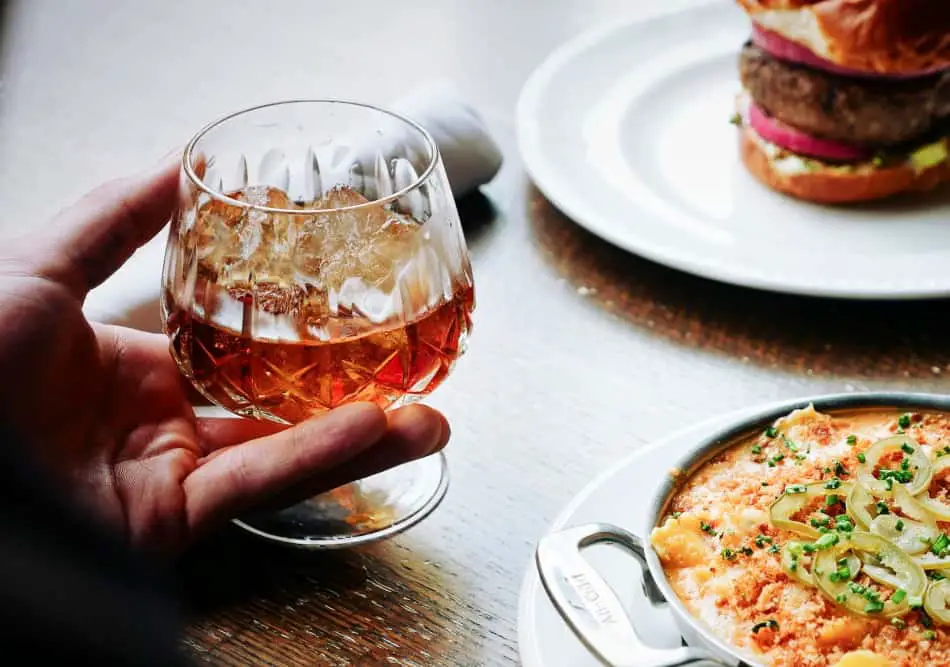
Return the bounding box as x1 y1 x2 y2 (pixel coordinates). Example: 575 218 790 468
183 403 389 534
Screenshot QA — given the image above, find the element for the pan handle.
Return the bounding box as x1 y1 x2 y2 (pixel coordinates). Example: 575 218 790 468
536 523 732 667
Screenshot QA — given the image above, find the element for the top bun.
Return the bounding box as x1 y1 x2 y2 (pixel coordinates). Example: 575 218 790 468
738 0 950 75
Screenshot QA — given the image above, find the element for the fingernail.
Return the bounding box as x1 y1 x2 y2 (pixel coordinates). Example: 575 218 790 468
390 406 449 455
419 410 450 454
434 412 451 451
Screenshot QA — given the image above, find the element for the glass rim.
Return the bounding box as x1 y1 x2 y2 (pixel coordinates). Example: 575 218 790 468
182 98 441 215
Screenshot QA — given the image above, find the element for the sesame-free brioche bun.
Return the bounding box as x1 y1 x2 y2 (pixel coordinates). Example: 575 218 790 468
737 0 950 75
740 127 950 203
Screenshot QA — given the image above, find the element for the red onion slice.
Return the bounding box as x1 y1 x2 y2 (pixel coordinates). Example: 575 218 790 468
747 102 872 162
752 25 947 80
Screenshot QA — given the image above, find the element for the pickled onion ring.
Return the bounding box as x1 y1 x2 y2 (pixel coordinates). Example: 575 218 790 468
752 25 948 81
748 103 871 162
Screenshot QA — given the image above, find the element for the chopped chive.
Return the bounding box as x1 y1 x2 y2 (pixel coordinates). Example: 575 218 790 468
892 589 907 604
931 533 950 557
815 533 839 550
896 519 905 532
876 501 890 516
846 435 857 446
826 494 840 506
899 414 912 429
901 442 915 454
755 535 773 548
700 521 717 536
892 617 906 630
880 467 913 484
765 426 777 438
786 485 807 495
865 599 885 614
751 445 762 455
857 453 866 464
924 630 937 640
829 564 852 583
721 548 737 561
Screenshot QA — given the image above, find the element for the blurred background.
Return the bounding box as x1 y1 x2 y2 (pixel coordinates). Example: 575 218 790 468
0 0 636 229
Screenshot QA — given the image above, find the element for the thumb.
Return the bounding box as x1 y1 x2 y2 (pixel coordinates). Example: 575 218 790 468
31 152 181 299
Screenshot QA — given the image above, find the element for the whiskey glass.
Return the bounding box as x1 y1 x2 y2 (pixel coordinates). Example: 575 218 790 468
161 100 474 548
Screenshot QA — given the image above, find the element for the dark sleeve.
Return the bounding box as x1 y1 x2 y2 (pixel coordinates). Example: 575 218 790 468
0 425 189 666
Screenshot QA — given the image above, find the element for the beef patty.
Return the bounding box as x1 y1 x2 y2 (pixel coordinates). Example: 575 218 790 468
739 42 950 147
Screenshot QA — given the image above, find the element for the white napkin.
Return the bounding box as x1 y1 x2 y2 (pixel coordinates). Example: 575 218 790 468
82 81 502 332
392 80 503 199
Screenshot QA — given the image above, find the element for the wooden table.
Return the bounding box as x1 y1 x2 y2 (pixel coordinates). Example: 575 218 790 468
3 1 950 664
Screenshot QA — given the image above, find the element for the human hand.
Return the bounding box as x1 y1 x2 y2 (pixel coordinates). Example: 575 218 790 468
0 155 451 556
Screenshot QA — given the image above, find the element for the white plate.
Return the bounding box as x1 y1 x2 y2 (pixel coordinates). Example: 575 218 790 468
517 405 760 667
516 0 950 299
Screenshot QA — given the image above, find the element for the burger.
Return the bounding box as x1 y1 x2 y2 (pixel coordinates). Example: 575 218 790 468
733 0 950 204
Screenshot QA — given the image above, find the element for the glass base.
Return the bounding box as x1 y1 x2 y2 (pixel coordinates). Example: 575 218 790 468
231 452 449 549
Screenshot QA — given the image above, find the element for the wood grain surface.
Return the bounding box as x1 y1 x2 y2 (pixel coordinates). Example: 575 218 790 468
3 1 950 665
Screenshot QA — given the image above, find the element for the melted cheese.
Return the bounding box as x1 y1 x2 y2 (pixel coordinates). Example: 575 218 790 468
831 651 894 667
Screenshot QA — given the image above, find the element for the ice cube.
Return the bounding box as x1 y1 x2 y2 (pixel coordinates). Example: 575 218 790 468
237 185 294 209
195 186 302 277
307 186 425 291
248 280 306 315
191 185 430 327
194 196 245 267
241 185 298 262
292 222 327 283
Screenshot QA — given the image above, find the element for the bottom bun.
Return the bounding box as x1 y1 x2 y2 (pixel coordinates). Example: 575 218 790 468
739 128 950 204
